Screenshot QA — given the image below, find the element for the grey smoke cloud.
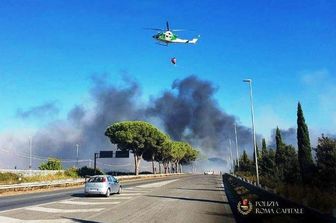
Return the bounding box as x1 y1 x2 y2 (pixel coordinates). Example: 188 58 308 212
33 75 144 160
1 75 255 171
269 127 297 148
16 101 59 119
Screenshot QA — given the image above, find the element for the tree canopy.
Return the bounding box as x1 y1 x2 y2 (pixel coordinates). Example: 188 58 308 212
39 158 63 170
297 102 314 184
105 121 199 175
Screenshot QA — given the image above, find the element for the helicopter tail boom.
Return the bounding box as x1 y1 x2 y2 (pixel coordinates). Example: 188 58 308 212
187 38 198 44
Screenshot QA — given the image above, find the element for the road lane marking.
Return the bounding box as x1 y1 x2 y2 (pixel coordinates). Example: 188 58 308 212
24 206 104 213
83 196 133 200
0 216 79 223
136 179 178 188
123 187 150 190
0 216 18 223
0 216 76 223
114 193 142 196
58 200 120 205
122 189 149 192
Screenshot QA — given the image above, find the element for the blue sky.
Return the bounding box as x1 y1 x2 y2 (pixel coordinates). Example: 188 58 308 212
0 0 335 141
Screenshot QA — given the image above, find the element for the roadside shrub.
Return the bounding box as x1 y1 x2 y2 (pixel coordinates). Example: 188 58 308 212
277 184 336 214
64 167 79 178
39 158 63 170
78 166 104 177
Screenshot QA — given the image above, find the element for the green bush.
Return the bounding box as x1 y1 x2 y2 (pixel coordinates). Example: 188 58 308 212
39 158 63 170
78 166 104 177
277 184 336 214
64 167 79 178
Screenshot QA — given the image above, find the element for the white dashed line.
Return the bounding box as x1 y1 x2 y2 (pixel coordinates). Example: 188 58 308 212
58 200 120 205
123 190 148 192
24 206 104 213
84 196 133 200
115 193 142 196
136 179 178 188
0 216 76 223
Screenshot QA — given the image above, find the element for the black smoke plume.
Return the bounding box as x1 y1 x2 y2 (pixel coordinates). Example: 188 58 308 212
147 75 253 157
1 75 255 170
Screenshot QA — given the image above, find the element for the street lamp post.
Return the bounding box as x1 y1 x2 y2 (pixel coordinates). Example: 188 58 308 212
229 139 234 174
29 137 32 169
243 79 260 186
234 123 239 169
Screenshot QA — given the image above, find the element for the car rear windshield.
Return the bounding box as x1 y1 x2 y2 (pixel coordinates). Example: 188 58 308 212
88 177 105 183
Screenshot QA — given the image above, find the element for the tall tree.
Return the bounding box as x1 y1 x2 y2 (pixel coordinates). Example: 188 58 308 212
267 148 276 175
315 135 336 193
105 121 168 175
275 127 286 180
297 102 314 183
283 145 300 184
260 138 268 176
239 150 251 172
261 139 267 156
180 147 199 165
170 141 188 173
156 140 173 174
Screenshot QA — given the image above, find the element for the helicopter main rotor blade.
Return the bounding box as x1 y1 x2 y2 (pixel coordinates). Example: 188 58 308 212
166 21 170 31
144 28 164 31
171 29 187 32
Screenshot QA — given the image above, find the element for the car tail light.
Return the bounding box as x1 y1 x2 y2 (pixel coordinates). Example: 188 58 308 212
102 177 106 182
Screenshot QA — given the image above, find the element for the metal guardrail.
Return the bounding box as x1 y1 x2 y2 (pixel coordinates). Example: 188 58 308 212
223 173 335 223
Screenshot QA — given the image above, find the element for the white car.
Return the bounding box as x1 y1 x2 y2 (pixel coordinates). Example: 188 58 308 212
204 170 215 175
84 175 122 197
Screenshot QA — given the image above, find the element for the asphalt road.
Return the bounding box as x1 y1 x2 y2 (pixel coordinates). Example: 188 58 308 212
0 175 185 212
0 174 235 223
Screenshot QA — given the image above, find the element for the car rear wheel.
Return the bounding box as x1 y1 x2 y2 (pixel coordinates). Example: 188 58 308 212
117 186 122 194
105 188 110 197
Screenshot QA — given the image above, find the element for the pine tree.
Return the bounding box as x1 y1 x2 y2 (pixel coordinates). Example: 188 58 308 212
261 138 267 156
240 150 251 172
275 127 286 180
268 148 276 173
253 144 261 163
297 102 314 184
260 138 268 176
315 135 336 192
283 145 300 184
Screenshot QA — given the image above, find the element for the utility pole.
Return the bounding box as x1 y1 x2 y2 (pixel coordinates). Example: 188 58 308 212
234 123 240 169
76 144 79 168
243 79 260 186
29 137 32 169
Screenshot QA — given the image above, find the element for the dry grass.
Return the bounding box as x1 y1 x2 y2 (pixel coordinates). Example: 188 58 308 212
0 169 79 185
0 172 20 184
